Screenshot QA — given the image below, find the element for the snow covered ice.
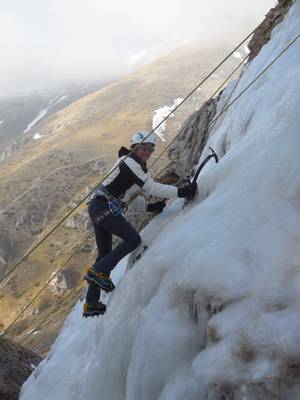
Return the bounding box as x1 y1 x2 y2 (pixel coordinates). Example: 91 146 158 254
20 3 300 400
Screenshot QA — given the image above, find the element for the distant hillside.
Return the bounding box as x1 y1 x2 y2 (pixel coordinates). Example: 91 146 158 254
0 82 106 162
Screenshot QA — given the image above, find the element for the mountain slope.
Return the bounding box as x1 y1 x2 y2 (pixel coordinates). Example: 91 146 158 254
0 83 105 161
19 1 300 399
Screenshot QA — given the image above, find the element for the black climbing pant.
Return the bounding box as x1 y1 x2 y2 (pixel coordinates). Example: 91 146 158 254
86 196 141 304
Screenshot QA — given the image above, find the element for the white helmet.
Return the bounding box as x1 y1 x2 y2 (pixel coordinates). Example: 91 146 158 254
131 130 156 146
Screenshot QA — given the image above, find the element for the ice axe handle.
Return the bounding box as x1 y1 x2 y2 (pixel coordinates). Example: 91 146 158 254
191 147 219 184
209 147 219 163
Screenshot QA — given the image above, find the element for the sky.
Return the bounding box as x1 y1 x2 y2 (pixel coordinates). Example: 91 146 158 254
0 0 276 96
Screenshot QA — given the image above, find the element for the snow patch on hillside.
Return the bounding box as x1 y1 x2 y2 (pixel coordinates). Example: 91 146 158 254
24 93 70 133
129 50 148 66
233 51 243 60
152 98 184 141
20 3 300 400
24 110 48 133
33 133 43 140
49 94 69 106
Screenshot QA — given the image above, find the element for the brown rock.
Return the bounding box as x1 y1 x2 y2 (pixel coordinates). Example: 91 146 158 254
247 0 293 61
0 336 41 400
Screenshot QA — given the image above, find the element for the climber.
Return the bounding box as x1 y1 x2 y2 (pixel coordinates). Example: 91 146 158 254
83 130 197 317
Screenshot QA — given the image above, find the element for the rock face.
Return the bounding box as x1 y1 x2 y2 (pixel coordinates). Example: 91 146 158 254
49 269 81 295
247 0 293 61
165 98 217 179
0 337 41 400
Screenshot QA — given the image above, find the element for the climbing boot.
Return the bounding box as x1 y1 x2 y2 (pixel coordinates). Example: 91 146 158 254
85 268 115 292
82 302 106 318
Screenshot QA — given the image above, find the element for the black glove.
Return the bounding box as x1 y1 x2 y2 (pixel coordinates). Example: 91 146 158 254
177 182 197 199
147 200 166 214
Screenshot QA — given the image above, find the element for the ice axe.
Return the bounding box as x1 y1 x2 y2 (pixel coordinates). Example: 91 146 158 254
184 147 219 206
191 147 219 183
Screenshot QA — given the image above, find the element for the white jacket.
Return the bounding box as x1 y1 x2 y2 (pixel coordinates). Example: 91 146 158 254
98 147 178 206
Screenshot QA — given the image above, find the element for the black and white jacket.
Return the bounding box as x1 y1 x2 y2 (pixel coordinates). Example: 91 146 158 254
96 147 178 208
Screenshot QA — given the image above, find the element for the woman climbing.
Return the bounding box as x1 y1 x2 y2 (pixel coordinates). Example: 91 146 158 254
83 130 197 317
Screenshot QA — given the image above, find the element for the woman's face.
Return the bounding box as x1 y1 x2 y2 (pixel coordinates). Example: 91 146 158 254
135 143 155 163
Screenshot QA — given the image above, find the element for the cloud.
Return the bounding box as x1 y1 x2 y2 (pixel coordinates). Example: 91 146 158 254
0 0 276 96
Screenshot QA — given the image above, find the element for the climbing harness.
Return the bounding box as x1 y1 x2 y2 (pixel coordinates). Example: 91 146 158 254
93 184 123 221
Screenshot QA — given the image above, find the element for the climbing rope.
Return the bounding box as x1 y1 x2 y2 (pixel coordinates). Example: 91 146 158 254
208 57 247 133
148 54 249 171
0 23 269 287
208 33 300 127
158 33 300 177
149 0 298 170
3 31 300 341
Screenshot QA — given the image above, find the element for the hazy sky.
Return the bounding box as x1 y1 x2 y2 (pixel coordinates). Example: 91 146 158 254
0 0 275 96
